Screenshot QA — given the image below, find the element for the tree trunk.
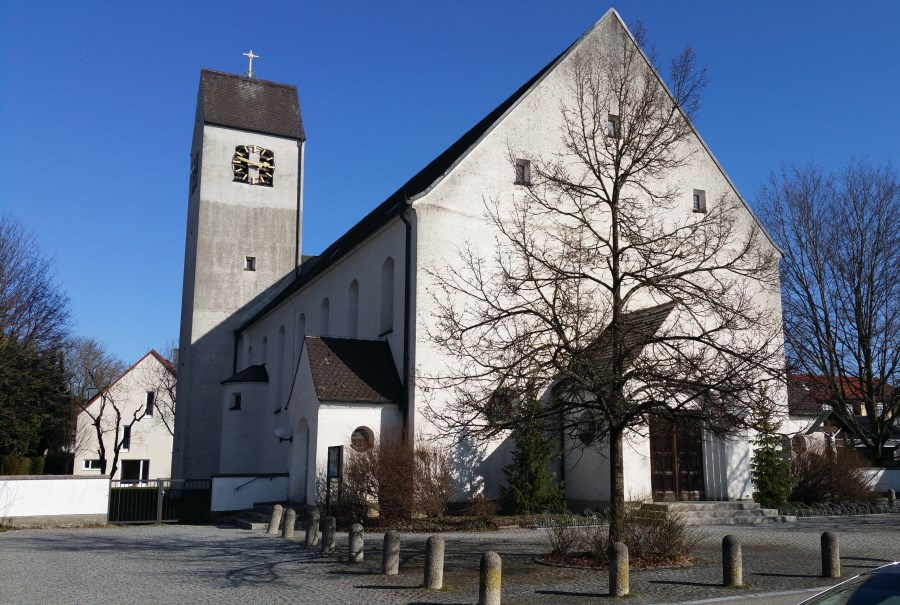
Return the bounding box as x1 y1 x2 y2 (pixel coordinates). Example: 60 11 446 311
608 428 626 543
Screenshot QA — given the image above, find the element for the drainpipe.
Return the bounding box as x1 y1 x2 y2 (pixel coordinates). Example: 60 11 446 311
232 330 240 376
399 202 413 427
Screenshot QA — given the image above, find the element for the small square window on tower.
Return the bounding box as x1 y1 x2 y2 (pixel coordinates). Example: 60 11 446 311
607 113 620 139
230 392 242 411
244 256 256 271
514 159 531 185
692 189 707 213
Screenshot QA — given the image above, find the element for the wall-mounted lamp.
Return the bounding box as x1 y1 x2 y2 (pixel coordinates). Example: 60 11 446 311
274 425 293 443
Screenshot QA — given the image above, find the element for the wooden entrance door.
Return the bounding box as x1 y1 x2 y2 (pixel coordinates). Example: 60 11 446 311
649 416 705 501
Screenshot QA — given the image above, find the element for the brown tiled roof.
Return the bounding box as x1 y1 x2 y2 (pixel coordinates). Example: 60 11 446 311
305 337 402 404
200 69 305 140
583 302 677 380
221 364 269 384
787 376 822 416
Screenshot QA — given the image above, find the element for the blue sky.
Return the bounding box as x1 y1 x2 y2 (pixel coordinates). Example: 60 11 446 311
2 1 898 365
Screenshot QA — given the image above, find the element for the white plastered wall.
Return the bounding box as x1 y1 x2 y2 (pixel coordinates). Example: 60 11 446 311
409 12 786 502
74 353 174 481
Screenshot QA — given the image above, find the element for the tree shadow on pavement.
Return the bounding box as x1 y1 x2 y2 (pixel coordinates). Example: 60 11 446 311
535 589 608 597
752 572 820 579
649 579 722 587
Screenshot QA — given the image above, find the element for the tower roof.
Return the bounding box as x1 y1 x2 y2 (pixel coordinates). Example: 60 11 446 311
199 69 305 140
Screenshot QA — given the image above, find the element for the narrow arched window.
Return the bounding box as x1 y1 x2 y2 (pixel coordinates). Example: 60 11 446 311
321 298 330 335
275 326 285 409
380 257 394 334
348 280 359 337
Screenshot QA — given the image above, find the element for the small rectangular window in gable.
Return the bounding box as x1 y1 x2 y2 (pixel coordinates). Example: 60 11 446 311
230 392 242 411
122 425 131 451
145 391 154 417
245 256 256 271
692 189 707 213
514 159 531 185
607 114 620 139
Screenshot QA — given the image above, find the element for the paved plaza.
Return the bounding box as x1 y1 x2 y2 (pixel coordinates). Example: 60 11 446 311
0 516 897 604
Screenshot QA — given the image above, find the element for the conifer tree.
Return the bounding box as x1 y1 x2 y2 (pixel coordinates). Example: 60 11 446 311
750 416 793 507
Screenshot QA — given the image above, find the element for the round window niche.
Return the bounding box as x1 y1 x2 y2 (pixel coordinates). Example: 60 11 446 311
350 426 375 452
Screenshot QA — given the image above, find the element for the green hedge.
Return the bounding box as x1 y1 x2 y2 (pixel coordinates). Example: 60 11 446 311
0 455 45 475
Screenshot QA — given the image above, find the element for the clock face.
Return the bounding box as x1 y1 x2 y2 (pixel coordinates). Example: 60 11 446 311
232 145 274 186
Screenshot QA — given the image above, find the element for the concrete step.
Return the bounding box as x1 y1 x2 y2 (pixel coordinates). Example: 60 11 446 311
642 501 761 512
682 514 797 526
234 502 308 531
672 509 779 519
639 501 797 526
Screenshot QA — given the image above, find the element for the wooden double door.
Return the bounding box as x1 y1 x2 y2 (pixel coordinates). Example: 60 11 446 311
649 416 705 501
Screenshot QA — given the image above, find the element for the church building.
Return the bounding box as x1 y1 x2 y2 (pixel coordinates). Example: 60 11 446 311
171 9 787 509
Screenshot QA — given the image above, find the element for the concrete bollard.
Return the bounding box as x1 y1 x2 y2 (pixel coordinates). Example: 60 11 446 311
424 535 445 590
889 489 896 506
382 530 400 575
305 508 320 547
266 504 283 536
608 542 629 596
822 531 840 578
349 523 365 563
722 535 742 587
321 516 336 554
479 551 501 605
281 508 296 539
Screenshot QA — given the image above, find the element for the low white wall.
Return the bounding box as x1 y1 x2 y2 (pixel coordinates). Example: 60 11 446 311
864 468 900 492
0 475 110 526
211 474 288 512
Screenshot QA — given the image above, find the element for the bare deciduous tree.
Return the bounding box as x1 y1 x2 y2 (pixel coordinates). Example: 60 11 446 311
425 22 783 540
759 161 900 463
0 214 71 457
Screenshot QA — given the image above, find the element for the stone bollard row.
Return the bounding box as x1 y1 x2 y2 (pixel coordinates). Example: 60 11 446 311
321 516 336 555
281 508 296 539
424 535 445 590
382 530 400 575
822 531 840 578
479 551 501 605
349 523 365 563
266 504 283 536
608 542 629 596
722 534 742 587
305 508 320 547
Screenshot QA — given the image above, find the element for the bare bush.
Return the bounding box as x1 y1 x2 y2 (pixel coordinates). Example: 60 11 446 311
543 513 581 558
547 507 702 566
791 447 876 503
414 441 453 517
340 435 453 525
464 494 499 519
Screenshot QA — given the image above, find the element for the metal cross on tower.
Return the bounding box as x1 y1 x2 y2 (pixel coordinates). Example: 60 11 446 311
243 49 259 78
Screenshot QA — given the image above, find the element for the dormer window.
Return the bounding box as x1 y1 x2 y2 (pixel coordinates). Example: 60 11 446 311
514 159 531 185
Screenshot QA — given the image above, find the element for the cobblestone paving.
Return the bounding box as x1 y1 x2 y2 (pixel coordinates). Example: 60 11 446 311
0 516 897 604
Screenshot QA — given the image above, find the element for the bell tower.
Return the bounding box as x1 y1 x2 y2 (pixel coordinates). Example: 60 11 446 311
172 68 306 479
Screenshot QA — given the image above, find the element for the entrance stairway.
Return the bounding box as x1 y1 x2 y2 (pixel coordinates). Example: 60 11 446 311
640 501 797 525
231 502 307 530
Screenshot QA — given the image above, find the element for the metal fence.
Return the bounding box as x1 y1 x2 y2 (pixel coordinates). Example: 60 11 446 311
108 479 211 524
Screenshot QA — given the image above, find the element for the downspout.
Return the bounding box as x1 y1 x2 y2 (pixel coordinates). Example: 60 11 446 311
232 330 240 376
399 200 413 426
